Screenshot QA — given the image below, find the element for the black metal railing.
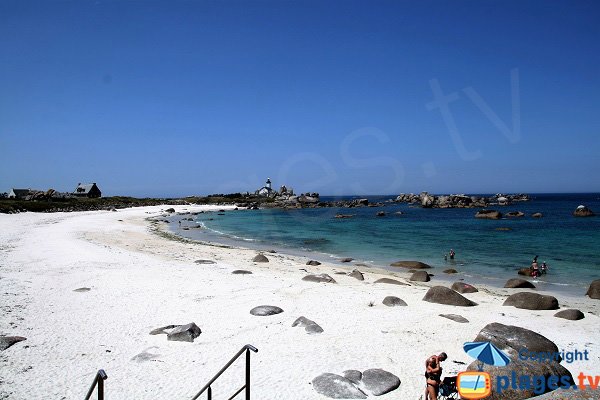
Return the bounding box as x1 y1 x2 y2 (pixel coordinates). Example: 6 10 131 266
191 344 258 400
84 369 108 400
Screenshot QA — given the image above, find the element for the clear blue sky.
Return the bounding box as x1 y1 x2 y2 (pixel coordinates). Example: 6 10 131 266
1 0 599 197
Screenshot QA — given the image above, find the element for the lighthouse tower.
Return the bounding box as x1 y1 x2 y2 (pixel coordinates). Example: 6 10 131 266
266 178 272 190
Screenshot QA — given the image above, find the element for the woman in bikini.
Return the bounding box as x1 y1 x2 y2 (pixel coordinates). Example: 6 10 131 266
425 352 447 400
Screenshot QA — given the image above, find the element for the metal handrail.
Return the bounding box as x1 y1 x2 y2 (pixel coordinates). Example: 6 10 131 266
84 369 108 400
191 344 258 400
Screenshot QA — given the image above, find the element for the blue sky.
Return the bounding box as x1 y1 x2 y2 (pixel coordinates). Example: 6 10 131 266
1 0 599 197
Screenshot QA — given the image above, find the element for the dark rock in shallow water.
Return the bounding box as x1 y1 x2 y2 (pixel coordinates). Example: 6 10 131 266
250 305 283 316
423 286 477 306
573 205 595 217
410 270 430 282
504 278 535 288
586 279 600 299
517 267 532 276
302 273 336 283
382 296 407 307
340 257 354 263
292 316 323 334
390 260 432 269
374 278 409 286
0 336 27 351
361 368 401 396
554 309 585 320
467 322 573 400
348 269 364 281
73 287 91 292
343 370 362 385
532 212 543 218
167 323 202 342
376 211 386 217
475 209 502 219
503 292 559 310
232 270 252 275
443 268 458 274
451 282 478 294
252 254 269 263
306 260 321 266
312 373 367 399
439 314 469 323
506 211 525 217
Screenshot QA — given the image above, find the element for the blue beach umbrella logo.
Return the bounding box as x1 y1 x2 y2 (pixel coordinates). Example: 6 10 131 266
463 341 511 371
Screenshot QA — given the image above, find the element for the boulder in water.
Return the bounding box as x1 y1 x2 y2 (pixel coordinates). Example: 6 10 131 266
532 212 543 218
504 278 536 288
573 205 595 217
443 268 458 274
390 261 432 269
475 209 502 219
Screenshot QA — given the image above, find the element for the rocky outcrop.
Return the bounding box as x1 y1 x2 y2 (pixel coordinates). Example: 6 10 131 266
506 211 525 217
586 279 600 299
250 305 284 316
409 271 430 282
475 209 502 219
302 273 336 283
504 278 535 288
503 292 559 310
395 193 529 209
390 261 432 269
382 296 407 306
292 316 324 334
252 254 269 263
467 323 574 399
423 286 477 306
573 205 595 217
554 309 585 320
451 282 478 293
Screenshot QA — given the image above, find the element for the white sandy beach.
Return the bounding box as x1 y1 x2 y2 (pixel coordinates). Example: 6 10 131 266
1 205 599 399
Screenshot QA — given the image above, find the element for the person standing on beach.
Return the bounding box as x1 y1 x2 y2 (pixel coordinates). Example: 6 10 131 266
425 352 447 400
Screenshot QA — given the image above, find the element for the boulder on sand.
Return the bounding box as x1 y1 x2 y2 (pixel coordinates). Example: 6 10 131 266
306 260 321 266
554 309 585 320
361 368 401 396
504 278 536 289
382 296 407 307
0 336 26 351
312 373 367 399
302 273 336 283
586 279 600 299
423 286 477 306
410 271 430 282
232 270 252 275
390 261 432 269
292 316 324 334
374 278 409 286
475 209 502 219
250 305 284 316
467 323 574 399
252 254 269 263
439 314 469 323
166 323 202 342
348 269 364 281
503 292 559 310
451 282 478 294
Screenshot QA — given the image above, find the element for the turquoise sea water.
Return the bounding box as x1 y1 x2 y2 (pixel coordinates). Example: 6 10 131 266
170 193 600 295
